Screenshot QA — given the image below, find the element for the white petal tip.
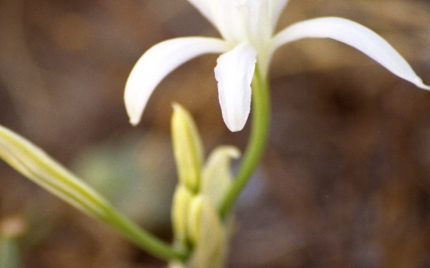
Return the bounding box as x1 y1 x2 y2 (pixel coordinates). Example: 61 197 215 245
415 80 430 91
418 85 430 91
215 43 256 134
226 123 245 132
129 117 141 126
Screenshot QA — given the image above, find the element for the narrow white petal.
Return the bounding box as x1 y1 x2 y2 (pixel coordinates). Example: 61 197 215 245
269 0 289 28
187 0 216 26
209 0 247 44
271 17 430 90
241 0 272 49
215 43 257 132
124 37 229 126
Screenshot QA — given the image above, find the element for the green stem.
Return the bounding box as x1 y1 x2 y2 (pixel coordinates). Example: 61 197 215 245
0 237 20 268
218 67 270 219
105 209 188 262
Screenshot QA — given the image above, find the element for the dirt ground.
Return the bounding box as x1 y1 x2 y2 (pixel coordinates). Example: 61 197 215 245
1 0 430 267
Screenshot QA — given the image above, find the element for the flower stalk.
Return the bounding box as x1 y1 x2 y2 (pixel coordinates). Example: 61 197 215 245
218 67 270 219
0 216 25 268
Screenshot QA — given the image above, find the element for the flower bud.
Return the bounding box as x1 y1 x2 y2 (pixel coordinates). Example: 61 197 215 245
201 146 240 207
171 103 204 193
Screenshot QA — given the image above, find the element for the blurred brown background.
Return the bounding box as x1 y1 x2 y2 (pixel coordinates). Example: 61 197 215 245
1 0 430 267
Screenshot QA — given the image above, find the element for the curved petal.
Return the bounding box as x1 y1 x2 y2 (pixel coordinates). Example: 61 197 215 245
269 0 290 29
239 0 273 51
202 146 240 207
271 17 430 90
125 37 229 126
207 0 248 44
187 0 216 26
214 42 257 132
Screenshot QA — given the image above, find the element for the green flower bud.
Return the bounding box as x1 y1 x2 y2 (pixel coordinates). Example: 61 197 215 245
169 105 239 267
171 185 194 248
0 125 110 220
171 103 204 193
185 195 227 268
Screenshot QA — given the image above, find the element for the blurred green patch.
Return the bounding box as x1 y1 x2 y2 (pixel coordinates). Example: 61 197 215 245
72 132 177 232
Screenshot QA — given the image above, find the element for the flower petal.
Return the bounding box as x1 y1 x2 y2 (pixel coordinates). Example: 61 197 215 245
271 17 430 90
125 37 230 126
202 146 240 207
214 43 257 132
239 0 273 51
206 0 248 44
187 0 216 27
269 0 289 29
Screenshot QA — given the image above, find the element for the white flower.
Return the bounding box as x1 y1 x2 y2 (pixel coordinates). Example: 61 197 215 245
125 0 430 132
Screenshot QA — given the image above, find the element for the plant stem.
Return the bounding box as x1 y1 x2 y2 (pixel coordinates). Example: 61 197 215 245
218 67 270 219
105 208 188 262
